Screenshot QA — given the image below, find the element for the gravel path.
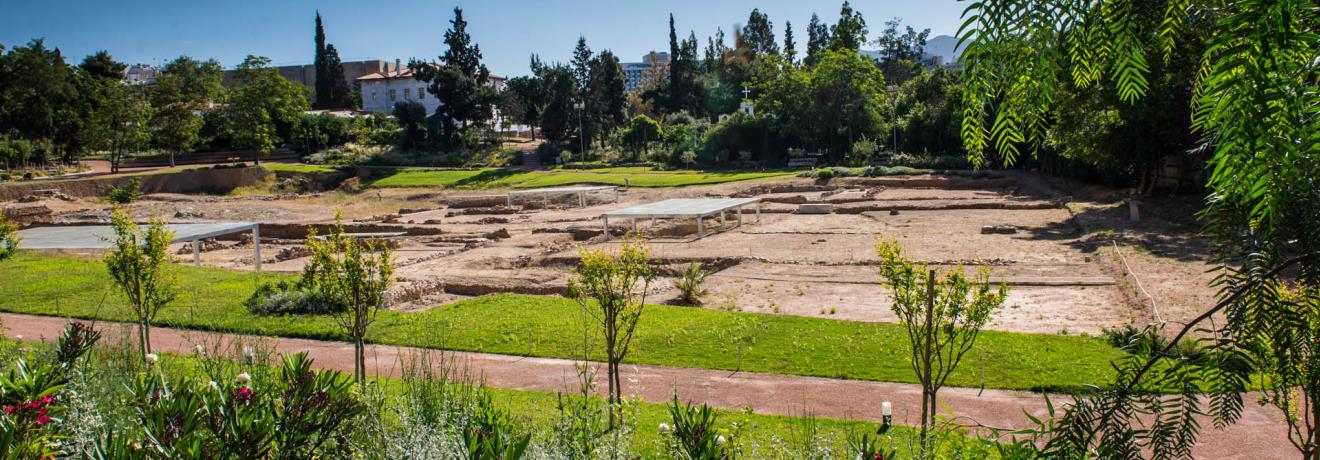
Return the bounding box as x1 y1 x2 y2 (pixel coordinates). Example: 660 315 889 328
0 312 1286 459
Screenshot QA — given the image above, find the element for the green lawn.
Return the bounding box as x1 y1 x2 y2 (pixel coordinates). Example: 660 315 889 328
0 252 1123 392
364 167 793 189
260 163 340 174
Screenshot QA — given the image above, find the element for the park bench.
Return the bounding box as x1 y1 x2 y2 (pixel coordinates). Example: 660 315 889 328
787 157 818 169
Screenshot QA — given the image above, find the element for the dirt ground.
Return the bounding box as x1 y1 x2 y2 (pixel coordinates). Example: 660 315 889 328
8 170 1220 336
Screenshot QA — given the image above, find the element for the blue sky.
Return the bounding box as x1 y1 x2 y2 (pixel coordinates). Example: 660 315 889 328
0 0 966 76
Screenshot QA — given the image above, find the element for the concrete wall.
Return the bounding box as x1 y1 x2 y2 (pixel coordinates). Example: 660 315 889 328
223 60 398 89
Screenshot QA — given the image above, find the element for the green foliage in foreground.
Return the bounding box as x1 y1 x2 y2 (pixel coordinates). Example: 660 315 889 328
0 252 1124 392
365 166 792 189
2 329 989 459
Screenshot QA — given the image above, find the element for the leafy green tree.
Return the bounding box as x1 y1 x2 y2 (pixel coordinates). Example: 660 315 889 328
78 50 123 79
619 115 662 152
501 71 548 139
587 50 628 148
105 209 177 358
392 101 428 150
806 50 885 162
959 0 1320 456
567 239 655 428
536 63 579 146
873 17 930 84
0 40 80 163
150 56 225 166
227 55 309 164
86 78 152 173
410 7 498 150
876 238 1004 452
805 13 831 67
741 8 779 57
305 218 393 387
892 67 964 156
828 1 868 51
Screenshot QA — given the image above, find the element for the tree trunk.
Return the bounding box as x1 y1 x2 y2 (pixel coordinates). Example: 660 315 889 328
919 270 937 450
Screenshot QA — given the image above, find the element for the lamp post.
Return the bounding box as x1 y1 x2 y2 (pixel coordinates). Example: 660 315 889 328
886 85 899 156
573 101 586 162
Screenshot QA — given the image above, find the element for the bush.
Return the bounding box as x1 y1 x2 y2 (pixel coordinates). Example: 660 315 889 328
673 263 711 306
0 214 17 262
801 166 855 180
665 395 729 459
105 178 141 204
244 280 346 315
862 165 927 177
845 138 879 166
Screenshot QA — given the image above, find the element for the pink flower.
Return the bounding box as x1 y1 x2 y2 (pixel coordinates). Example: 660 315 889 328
35 415 50 426
40 396 53 405
3 406 13 413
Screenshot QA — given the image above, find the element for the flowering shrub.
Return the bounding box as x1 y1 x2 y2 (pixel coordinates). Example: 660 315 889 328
0 322 100 459
665 395 732 460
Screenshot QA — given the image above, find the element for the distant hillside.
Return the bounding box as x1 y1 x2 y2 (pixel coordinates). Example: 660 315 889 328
857 34 963 65
922 35 963 63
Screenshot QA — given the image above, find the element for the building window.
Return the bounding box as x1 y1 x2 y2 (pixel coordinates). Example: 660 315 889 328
389 89 396 101
417 88 425 99
404 88 411 100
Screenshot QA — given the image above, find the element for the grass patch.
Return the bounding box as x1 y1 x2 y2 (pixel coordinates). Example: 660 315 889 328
364 167 792 189
260 163 340 174
0 252 1122 392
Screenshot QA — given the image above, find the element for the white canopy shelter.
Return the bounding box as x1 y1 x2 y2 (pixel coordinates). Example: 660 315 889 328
601 198 761 240
507 185 619 208
17 222 262 270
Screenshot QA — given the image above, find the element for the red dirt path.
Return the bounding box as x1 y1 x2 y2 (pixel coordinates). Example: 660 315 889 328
0 312 1286 459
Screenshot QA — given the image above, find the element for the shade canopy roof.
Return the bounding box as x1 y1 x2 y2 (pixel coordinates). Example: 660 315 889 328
16 222 259 249
601 198 760 218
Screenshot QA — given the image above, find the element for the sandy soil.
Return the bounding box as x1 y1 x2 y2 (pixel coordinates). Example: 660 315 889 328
10 170 1220 336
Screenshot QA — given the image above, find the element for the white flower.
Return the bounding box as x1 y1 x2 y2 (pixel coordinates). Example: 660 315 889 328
716 435 726 446
13 335 21 341
194 344 205 355
236 372 251 383
208 381 219 391
658 423 671 434
144 353 159 364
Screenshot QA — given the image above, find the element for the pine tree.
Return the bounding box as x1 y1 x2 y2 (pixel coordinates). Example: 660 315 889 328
410 7 497 149
805 13 831 67
571 36 593 92
313 12 330 109
323 44 354 108
741 9 778 57
829 1 868 51
784 21 797 64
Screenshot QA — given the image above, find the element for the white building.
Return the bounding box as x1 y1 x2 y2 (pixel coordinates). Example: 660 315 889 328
356 61 506 115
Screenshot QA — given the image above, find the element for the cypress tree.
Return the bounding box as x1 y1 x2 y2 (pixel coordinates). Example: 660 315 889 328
313 12 330 109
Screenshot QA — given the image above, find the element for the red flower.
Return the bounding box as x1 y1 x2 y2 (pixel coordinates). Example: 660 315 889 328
40 396 53 405
3 406 13 413
35 415 50 426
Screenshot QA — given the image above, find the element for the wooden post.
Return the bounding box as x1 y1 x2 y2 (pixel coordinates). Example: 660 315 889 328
253 225 261 272
193 239 201 267
920 269 936 447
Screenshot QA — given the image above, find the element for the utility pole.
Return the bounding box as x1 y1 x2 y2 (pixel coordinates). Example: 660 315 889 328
573 101 586 161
